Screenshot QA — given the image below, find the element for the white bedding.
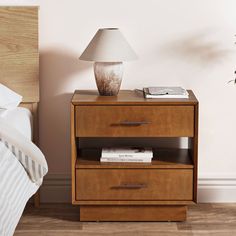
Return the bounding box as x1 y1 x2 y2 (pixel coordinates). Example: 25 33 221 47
0 107 33 140
0 117 48 236
0 142 38 236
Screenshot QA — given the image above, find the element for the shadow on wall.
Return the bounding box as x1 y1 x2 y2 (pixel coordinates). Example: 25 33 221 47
160 31 232 66
39 49 91 174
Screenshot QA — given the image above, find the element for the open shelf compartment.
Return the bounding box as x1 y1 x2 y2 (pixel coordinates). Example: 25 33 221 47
76 148 194 169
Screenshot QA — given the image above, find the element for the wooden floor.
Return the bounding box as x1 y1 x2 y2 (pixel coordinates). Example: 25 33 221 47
15 204 236 236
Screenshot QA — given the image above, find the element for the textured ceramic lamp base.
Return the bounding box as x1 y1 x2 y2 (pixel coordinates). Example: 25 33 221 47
94 62 123 96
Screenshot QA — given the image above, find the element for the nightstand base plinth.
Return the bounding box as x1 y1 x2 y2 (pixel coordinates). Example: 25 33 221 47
79 205 187 222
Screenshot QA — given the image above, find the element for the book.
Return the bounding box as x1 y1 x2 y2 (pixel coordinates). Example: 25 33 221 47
101 147 153 158
147 87 188 95
143 87 189 99
100 157 152 163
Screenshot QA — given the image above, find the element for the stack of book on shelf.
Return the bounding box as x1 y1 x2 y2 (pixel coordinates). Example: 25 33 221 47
143 87 189 98
101 147 153 163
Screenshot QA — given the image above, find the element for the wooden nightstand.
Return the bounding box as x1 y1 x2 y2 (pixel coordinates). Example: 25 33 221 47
71 90 198 221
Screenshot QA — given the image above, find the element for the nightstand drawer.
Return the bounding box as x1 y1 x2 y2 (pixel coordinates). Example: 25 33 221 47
76 169 193 201
75 106 194 137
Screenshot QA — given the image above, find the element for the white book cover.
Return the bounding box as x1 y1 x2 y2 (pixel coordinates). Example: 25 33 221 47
147 87 188 95
143 87 189 99
102 147 153 158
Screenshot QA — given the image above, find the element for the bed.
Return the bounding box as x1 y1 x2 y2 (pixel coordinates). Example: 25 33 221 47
0 107 33 140
0 7 47 236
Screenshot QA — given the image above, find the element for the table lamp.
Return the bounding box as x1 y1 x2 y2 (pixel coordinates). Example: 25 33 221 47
79 28 137 96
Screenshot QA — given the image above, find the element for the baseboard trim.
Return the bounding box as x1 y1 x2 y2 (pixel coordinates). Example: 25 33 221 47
40 174 236 203
40 174 71 203
198 174 236 203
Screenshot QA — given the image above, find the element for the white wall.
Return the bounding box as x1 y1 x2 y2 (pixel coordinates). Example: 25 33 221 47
1 0 236 202
39 0 236 175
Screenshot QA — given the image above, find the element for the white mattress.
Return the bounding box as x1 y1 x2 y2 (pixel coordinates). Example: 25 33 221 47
0 107 33 140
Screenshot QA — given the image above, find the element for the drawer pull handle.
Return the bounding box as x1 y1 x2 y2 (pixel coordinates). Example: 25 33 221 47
118 121 151 126
111 183 147 189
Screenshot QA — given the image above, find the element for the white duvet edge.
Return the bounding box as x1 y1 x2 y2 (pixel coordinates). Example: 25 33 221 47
0 117 48 184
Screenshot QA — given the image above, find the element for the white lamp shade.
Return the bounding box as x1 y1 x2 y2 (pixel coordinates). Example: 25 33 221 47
79 28 137 62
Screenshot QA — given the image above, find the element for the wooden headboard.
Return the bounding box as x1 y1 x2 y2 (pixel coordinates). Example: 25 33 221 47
0 7 40 206
0 6 39 139
0 7 39 102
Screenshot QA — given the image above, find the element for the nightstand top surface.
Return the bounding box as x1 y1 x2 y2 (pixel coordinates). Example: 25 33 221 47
72 90 198 105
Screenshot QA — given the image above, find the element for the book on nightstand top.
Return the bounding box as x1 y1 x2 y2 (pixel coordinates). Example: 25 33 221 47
143 87 189 98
